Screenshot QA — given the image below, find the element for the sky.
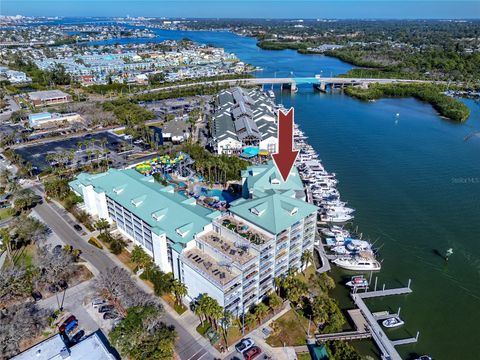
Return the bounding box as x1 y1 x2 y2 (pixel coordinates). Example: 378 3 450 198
2 0 480 19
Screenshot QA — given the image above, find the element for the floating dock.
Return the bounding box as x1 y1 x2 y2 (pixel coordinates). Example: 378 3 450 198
350 280 418 360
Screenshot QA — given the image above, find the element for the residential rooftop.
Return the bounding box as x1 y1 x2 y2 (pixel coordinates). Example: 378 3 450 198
229 192 318 235
198 230 257 265
241 160 305 199
70 168 217 245
182 247 240 286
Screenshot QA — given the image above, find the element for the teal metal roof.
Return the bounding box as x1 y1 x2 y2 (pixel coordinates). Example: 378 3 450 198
242 161 305 198
229 192 317 235
69 169 213 245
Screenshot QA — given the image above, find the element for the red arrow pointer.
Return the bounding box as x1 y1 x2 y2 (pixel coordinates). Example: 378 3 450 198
272 107 299 182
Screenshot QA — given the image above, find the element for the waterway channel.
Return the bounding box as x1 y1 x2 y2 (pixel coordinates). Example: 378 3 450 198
89 28 480 359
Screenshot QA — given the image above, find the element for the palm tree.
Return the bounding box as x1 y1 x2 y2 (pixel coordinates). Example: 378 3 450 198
94 218 110 235
0 228 13 264
130 245 152 269
267 292 283 312
171 279 188 306
253 303 269 324
244 311 257 330
301 250 314 274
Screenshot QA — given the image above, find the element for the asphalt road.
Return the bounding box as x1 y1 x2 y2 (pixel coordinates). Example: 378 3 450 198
34 196 216 360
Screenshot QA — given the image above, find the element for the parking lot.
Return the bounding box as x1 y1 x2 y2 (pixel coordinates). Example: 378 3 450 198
14 131 143 173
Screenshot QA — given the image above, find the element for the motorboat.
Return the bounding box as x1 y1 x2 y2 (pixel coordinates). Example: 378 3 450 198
332 252 381 271
320 213 354 223
268 89 275 98
382 316 404 328
346 275 369 289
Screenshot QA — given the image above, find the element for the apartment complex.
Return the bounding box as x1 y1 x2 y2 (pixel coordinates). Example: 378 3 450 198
70 162 317 312
211 87 278 155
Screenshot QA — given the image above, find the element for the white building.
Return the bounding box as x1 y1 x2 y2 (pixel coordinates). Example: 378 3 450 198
70 162 317 312
12 332 115 360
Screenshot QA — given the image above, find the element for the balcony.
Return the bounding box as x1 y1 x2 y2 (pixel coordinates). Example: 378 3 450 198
220 216 273 246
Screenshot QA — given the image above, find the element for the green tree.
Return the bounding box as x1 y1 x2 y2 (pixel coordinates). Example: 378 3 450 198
170 279 188 306
130 245 152 269
301 250 314 273
266 292 283 312
94 218 110 235
109 306 176 360
253 302 269 324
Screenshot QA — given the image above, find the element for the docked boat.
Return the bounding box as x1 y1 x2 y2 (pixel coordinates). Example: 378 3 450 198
346 275 369 289
333 252 381 271
320 213 354 223
268 89 275 98
382 316 404 328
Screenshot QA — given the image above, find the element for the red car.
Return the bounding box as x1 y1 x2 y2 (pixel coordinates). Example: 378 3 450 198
59 315 76 332
244 346 262 360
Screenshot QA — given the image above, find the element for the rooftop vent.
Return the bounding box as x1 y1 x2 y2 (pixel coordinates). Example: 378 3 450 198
250 202 268 216
131 195 146 207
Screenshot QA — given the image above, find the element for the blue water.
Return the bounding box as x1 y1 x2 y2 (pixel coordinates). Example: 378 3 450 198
88 28 480 359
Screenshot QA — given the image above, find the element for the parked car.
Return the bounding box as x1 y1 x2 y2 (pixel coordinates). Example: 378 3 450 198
65 321 78 335
59 315 76 332
73 224 82 232
31 290 42 301
244 346 262 360
98 305 114 313
235 338 254 354
103 311 118 320
92 298 107 308
71 330 85 343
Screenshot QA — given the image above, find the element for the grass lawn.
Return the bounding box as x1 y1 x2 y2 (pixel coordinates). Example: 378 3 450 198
161 294 187 315
0 207 13 221
196 322 211 336
266 308 315 347
296 353 312 360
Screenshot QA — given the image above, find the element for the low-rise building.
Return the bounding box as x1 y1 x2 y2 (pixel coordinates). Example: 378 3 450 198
27 90 72 107
28 112 83 127
12 332 115 360
70 162 317 312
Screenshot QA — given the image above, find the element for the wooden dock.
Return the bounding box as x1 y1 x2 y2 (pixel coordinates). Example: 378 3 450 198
314 242 331 273
356 286 412 299
348 281 418 360
316 330 371 342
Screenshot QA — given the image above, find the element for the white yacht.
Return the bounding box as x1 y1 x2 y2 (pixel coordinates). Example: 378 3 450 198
333 253 381 271
320 213 354 223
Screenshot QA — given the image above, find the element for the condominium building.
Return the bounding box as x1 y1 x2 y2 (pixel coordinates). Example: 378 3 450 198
70 162 317 312
211 87 278 155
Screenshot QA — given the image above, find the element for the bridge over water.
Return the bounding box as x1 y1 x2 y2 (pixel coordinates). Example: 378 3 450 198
144 76 446 95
